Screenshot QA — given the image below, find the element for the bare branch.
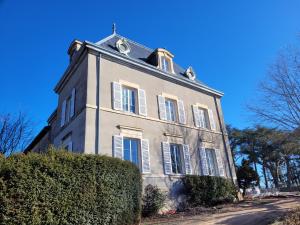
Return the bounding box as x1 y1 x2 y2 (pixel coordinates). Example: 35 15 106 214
0 112 33 156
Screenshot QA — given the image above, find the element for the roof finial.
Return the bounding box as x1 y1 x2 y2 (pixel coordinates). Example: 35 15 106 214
112 23 116 34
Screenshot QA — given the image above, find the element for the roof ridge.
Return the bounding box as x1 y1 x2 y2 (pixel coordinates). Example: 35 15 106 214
95 33 117 45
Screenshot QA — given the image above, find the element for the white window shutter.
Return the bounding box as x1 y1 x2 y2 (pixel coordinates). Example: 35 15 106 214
61 100 66 127
158 95 167 120
141 139 151 173
192 105 201 127
208 109 216 131
70 88 76 118
162 142 172 175
112 82 122 110
199 147 209 175
177 100 186 124
215 149 225 177
113 135 123 159
138 89 147 116
182 144 192 175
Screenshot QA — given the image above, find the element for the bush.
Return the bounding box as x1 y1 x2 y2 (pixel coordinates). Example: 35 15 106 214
0 148 142 225
142 184 166 217
181 175 237 207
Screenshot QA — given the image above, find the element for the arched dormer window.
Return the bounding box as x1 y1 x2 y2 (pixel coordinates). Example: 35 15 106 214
155 48 175 74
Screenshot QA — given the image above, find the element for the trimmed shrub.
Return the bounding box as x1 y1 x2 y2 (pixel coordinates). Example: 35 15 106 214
142 184 166 217
0 148 142 225
181 175 237 207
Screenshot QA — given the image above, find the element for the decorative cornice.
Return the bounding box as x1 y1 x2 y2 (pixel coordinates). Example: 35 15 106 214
117 125 143 132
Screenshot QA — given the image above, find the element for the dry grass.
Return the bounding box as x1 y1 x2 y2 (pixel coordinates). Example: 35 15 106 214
272 207 300 225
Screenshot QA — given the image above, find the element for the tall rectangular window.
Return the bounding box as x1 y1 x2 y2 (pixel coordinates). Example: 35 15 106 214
122 87 136 113
165 98 177 122
123 138 139 167
170 144 183 174
65 97 71 123
199 107 210 129
161 56 170 72
205 148 219 176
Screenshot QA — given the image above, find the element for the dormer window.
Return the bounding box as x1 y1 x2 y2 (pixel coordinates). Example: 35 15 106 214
147 48 175 74
116 38 131 55
161 56 171 72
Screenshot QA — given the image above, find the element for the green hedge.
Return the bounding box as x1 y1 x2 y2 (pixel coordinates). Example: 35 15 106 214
0 148 142 225
181 175 237 207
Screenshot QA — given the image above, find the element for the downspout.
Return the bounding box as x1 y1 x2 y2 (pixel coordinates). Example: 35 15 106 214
95 54 101 154
213 96 234 181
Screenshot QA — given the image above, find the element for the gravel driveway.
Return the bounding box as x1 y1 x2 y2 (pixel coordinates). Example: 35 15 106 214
143 197 300 225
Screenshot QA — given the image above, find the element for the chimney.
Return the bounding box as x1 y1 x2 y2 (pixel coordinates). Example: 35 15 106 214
67 40 83 63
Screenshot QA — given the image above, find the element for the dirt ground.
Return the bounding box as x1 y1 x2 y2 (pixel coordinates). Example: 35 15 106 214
143 197 300 225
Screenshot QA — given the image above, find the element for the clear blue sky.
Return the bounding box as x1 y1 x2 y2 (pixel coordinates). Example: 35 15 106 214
0 0 300 135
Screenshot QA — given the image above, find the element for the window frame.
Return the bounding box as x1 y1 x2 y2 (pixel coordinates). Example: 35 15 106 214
61 133 72 152
198 107 211 129
121 85 138 114
161 56 171 72
123 137 141 169
165 98 178 122
170 143 184 174
205 148 219 176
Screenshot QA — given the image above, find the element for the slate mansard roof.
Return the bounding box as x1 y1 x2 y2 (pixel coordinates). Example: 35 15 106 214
93 33 211 86
55 33 224 97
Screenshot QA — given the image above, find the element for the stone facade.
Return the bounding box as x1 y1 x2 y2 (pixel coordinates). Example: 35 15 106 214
27 32 237 195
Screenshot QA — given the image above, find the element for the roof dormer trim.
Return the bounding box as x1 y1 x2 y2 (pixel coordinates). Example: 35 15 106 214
155 48 175 74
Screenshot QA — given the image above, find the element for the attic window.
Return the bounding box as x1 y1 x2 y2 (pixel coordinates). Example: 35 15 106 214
116 38 131 55
185 66 196 80
161 56 171 72
155 48 175 74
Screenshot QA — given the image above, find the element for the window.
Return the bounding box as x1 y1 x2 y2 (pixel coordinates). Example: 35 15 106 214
65 97 71 123
170 144 183 174
205 148 219 176
161 56 170 72
122 86 137 113
165 98 177 122
61 134 72 152
199 107 210 129
123 137 140 167
60 88 75 127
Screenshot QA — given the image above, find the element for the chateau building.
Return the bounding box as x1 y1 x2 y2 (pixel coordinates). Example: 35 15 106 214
26 26 237 193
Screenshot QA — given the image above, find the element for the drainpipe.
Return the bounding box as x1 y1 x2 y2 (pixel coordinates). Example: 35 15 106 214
95 54 101 154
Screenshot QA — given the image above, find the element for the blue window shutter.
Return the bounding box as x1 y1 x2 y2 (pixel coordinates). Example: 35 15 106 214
182 144 192 174
192 105 200 127
162 142 172 175
113 135 123 159
138 89 147 116
141 139 151 173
